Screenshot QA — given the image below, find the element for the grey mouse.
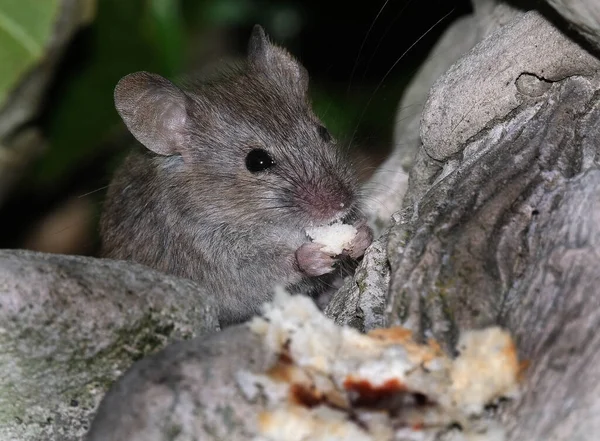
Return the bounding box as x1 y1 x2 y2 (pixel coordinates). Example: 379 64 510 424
99 25 373 325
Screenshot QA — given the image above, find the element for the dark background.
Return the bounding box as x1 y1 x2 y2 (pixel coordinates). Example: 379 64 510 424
0 0 471 255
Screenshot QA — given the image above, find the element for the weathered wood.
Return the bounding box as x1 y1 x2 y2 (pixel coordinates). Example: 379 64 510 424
382 7 600 441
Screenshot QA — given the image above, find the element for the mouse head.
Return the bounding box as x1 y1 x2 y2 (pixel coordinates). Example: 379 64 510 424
114 25 360 231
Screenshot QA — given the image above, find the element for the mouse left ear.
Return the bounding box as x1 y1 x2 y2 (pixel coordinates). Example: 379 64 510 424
114 72 189 157
248 24 309 97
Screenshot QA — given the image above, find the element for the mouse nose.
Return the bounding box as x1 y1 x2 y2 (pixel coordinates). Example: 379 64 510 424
298 180 354 222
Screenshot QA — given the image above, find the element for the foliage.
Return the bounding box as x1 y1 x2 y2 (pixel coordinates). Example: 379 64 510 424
0 0 59 107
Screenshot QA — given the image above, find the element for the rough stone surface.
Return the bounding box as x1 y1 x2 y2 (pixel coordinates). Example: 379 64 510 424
348 1 530 336
0 250 219 441
501 170 600 440
324 231 390 332
85 325 266 441
471 0 525 39
387 73 600 340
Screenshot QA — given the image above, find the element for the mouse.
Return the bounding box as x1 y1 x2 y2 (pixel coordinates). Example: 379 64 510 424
99 24 373 326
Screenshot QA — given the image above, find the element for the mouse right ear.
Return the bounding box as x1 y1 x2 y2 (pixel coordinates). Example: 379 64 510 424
114 72 188 156
247 25 309 97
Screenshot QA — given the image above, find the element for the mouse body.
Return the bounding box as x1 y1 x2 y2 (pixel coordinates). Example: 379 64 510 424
100 25 372 325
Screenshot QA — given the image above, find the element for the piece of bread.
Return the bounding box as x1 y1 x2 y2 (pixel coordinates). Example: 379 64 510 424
239 289 522 441
305 223 358 255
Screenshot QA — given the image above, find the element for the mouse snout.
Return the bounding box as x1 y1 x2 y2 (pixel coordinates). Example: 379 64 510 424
296 180 354 223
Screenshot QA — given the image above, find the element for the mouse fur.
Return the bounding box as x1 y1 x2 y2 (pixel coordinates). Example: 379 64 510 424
99 25 372 325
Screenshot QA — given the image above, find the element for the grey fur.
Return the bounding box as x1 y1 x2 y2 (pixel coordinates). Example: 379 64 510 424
100 25 371 325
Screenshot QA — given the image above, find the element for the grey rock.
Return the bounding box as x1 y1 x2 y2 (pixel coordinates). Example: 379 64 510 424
471 0 525 39
354 2 527 335
0 250 218 441
387 70 600 337
502 170 600 440
324 230 390 332
86 325 267 441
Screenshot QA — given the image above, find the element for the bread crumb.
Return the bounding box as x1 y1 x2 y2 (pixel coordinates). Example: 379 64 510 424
449 327 521 415
305 222 358 255
243 288 522 441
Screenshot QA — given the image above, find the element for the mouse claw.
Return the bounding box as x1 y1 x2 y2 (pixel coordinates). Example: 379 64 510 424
347 222 373 259
296 242 336 277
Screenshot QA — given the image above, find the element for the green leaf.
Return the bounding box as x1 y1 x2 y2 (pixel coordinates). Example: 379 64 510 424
0 0 60 106
146 0 185 76
35 0 186 185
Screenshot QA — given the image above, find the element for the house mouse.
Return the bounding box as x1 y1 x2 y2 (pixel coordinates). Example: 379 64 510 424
99 25 373 325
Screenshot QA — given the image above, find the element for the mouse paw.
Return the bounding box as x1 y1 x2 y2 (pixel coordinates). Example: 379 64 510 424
346 221 373 259
296 242 336 277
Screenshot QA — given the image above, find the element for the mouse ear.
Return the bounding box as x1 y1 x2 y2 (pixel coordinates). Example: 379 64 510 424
248 24 309 97
114 72 188 157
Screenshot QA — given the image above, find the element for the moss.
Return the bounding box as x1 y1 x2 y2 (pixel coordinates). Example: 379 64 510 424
163 423 183 440
436 284 455 323
201 421 218 438
402 228 412 244
429 277 461 349
78 310 178 373
356 278 367 293
0 303 192 431
394 289 411 323
216 404 240 434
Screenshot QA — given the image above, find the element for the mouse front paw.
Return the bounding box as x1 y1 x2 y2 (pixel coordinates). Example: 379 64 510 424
296 242 336 277
347 221 373 259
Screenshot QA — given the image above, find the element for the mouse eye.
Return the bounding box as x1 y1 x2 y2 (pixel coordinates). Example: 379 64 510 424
245 148 275 173
317 125 332 142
